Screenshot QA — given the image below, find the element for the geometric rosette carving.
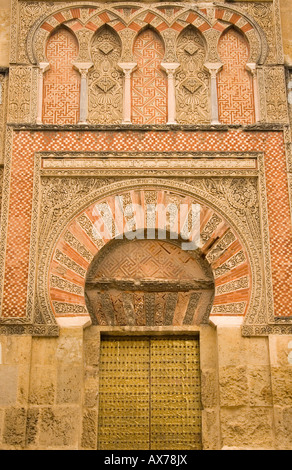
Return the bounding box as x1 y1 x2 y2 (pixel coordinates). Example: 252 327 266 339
88 25 123 124
176 26 210 124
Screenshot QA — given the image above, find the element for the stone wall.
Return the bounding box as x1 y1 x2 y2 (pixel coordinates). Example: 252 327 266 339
0 326 291 450
280 0 292 66
0 0 291 451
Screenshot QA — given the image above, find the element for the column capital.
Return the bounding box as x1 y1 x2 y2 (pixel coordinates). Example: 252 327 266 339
118 62 137 76
204 62 223 77
246 62 257 75
73 62 94 76
161 62 180 76
38 62 50 74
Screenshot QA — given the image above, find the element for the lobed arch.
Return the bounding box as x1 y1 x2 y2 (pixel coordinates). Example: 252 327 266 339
28 3 267 67
38 186 255 328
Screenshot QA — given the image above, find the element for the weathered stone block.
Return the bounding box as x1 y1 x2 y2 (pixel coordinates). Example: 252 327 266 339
219 366 249 407
84 334 100 368
269 335 292 367
25 408 40 447
221 407 274 449
201 369 219 409
3 407 27 447
270 366 292 406
17 364 31 405
83 368 99 408
29 366 56 405
56 365 82 404
55 328 83 365
248 366 273 407
200 325 218 370
38 406 80 448
31 337 58 366
0 365 18 406
0 408 4 444
201 408 221 451
217 327 270 367
81 409 98 450
5 336 31 365
274 406 292 450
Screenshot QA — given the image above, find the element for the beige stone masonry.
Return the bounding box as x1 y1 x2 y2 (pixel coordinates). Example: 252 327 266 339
0 327 291 449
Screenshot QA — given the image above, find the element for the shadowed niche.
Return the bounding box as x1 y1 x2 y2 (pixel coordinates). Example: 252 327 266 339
85 236 215 326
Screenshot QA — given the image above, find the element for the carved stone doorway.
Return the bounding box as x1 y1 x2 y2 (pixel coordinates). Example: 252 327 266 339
98 335 202 450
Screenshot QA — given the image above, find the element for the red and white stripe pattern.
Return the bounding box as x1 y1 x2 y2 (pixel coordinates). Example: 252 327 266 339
48 189 251 321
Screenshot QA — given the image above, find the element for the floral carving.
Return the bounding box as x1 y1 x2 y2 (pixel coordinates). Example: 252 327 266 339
176 26 210 124
88 25 123 124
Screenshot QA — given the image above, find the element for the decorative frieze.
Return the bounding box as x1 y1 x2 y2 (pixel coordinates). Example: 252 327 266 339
6 1 288 128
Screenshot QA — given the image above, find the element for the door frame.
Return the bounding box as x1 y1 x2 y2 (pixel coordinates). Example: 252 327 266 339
82 324 221 450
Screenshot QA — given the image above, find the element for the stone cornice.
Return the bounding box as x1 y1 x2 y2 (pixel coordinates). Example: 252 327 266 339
7 123 287 132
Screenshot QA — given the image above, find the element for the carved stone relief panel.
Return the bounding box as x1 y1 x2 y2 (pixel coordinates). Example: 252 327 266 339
264 66 289 124
88 25 123 125
175 26 210 124
238 1 278 64
8 66 32 123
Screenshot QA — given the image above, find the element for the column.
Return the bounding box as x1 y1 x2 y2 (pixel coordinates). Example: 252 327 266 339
204 62 223 125
118 62 137 124
73 62 93 125
161 62 180 125
36 62 49 125
246 63 261 123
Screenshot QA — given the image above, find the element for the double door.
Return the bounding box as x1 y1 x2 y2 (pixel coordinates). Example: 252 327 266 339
98 336 202 450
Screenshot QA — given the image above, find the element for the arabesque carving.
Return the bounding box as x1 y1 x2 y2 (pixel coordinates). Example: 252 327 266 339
176 26 210 124
8 66 32 123
88 25 123 124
